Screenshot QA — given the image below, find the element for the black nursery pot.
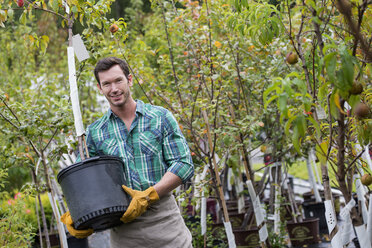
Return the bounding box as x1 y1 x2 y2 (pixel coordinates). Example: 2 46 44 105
57 155 129 231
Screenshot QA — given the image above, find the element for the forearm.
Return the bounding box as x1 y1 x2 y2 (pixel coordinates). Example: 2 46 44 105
153 172 182 198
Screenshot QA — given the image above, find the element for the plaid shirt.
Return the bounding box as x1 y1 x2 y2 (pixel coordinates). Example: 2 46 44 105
78 100 194 190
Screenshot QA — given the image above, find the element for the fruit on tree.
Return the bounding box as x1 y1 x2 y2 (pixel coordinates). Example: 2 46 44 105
109 24 119 33
286 52 298 65
354 103 370 119
361 174 372 186
264 154 272 165
260 145 267 153
17 0 24 7
349 83 363 95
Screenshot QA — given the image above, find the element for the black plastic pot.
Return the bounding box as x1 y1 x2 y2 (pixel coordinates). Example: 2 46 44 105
302 201 327 233
57 155 129 231
67 235 89 248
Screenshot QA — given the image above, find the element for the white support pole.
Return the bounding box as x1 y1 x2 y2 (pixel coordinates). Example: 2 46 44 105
201 192 207 236
227 167 233 192
367 193 372 246
306 156 322 202
310 149 322 190
364 145 372 171
355 224 372 248
337 199 355 247
223 221 236 248
274 184 281 233
48 193 68 248
67 47 85 137
355 174 369 224
247 180 268 243
234 175 245 214
198 165 209 236
273 162 281 234
194 174 201 211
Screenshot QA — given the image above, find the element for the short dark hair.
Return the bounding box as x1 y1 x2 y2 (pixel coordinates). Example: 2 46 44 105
94 57 130 85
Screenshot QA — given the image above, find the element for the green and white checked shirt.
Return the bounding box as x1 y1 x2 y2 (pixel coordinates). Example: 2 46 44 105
78 100 194 191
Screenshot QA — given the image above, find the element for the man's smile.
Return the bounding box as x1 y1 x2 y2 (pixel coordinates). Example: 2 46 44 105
110 93 123 100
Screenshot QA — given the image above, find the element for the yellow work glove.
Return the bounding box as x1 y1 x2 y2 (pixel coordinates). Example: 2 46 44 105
120 185 159 223
60 211 93 239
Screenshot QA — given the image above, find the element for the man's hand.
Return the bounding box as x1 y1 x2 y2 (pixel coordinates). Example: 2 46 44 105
60 211 93 239
120 185 159 223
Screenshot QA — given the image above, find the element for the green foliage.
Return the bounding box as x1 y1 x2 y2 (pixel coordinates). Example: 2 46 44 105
230 0 283 46
0 0 371 243
0 169 36 248
183 214 228 248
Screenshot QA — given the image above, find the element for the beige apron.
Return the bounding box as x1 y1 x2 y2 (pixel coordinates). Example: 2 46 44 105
110 194 193 248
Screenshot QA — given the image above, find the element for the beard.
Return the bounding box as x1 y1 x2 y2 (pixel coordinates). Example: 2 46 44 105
108 89 130 107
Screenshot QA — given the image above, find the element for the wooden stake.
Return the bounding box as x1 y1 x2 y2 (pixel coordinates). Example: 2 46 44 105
229 106 271 247
201 110 230 223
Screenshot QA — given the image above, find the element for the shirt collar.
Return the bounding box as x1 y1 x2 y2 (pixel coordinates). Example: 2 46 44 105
135 99 144 115
106 99 145 118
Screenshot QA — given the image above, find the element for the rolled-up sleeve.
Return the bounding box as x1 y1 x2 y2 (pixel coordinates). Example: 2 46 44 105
162 111 194 183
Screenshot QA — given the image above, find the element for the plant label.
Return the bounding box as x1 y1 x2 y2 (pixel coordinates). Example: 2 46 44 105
72 34 90 62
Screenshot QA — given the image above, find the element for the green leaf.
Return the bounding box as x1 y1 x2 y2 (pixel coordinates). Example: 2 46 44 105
292 127 301 154
347 94 360 109
278 93 287 112
315 141 328 165
340 49 354 90
49 0 60 12
285 115 297 136
318 81 329 101
241 0 248 8
296 115 307 137
19 11 27 25
329 92 339 119
324 52 337 83
308 116 321 139
71 6 78 14
264 95 279 109
303 97 311 112
263 80 281 102
7 9 14 21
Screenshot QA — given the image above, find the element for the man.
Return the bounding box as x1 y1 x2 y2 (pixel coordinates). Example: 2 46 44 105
61 57 194 247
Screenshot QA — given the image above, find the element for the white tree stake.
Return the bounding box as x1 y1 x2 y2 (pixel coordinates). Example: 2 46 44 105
364 145 372 171
223 221 236 248
247 180 268 242
48 192 68 248
234 175 245 214
355 174 369 224
367 193 372 246
198 165 209 235
338 199 355 247
67 47 85 137
227 167 233 192
272 162 281 234
274 184 281 233
201 192 207 236
306 156 322 202
310 149 322 189
355 224 371 248
194 173 201 211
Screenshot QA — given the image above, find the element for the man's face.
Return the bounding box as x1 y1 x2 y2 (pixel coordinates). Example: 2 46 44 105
97 65 133 109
